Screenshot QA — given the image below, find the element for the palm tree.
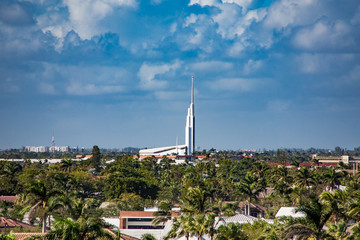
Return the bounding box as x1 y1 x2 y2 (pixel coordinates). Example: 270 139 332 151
152 200 173 227
320 189 348 223
215 222 247 240
348 190 360 220
312 157 320 167
181 187 210 215
323 168 344 191
44 217 114 240
272 180 292 203
67 197 100 221
326 221 350 239
251 161 269 179
24 180 63 233
272 165 291 183
237 173 265 216
205 213 220 240
347 222 360 240
60 158 74 172
295 167 315 189
164 214 194 240
192 214 207 240
282 195 334 240
141 233 156 240
0 232 15 240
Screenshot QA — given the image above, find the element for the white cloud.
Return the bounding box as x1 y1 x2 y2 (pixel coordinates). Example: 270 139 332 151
36 0 137 41
227 41 245 57
63 0 137 39
190 60 233 72
189 0 219 7
295 54 324 74
137 61 181 90
38 63 130 95
183 14 198 27
212 4 266 40
293 20 355 51
222 0 253 13
66 82 124 95
243 59 262 74
295 53 356 75
263 0 318 30
170 22 177 33
179 14 216 53
208 78 255 92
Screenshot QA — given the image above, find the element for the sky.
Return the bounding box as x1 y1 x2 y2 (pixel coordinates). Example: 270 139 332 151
1 0 360 151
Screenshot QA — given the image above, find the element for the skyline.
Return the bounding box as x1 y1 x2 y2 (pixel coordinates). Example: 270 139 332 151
1 0 360 150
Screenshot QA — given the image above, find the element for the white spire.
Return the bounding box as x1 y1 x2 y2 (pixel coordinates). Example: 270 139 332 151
185 76 195 156
191 75 194 104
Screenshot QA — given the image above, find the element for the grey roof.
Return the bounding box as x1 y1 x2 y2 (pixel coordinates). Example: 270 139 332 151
225 214 258 224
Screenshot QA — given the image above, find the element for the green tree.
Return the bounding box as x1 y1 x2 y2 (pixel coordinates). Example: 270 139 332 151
215 222 247 240
165 214 195 240
323 168 344 191
0 232 15 240
23 180 63 233
282 195 334 240
152 200 173 226
181 186 210 215
141 233 156 240
295 167 315 189
237 173 265 216
192 214 208 240
44 218 114 240
91 145 101 172
60 158 74 172
277 149 288 166
320 189 348 223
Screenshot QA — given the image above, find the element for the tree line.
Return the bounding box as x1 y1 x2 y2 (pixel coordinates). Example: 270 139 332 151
1 146 360 239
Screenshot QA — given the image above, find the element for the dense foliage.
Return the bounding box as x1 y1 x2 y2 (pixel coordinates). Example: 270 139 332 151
1 147 360 239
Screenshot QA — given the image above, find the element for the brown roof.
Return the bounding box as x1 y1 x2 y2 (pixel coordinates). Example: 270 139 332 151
0 195 17 203
120 211 155 218
0 217 34 230
13 232 45 240
120 233 140 240
12 229 119 240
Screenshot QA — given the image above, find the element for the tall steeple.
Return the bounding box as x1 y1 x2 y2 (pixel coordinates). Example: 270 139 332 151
191 75 194 106
185 76 195 155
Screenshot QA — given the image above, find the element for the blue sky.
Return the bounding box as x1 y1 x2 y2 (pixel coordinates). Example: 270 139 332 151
1 0 360 150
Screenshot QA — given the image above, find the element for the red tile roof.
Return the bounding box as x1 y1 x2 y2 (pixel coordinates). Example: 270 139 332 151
0 195 17 203
0 217 34 229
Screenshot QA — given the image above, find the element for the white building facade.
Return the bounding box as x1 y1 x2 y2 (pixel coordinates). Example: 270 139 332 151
139 76 196 157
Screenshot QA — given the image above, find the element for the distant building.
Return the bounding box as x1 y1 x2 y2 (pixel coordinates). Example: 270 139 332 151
139 145 187 156
139 76 195 157
25 145 70 153
119 211 178 230
24 146 48 153
312 154 360 164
